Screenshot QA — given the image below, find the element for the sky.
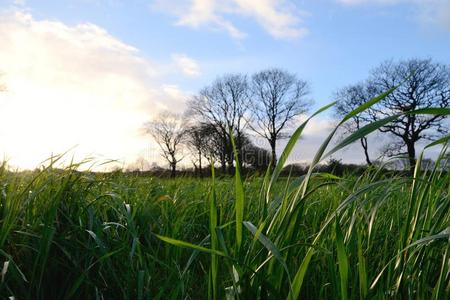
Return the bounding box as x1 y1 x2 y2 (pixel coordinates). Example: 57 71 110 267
0 0 449 170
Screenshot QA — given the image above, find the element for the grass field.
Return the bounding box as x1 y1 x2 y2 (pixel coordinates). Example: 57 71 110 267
0 159 448 299
1 100 449 299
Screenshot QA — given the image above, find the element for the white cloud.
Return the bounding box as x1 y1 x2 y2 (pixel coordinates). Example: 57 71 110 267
336 0 450 30
0 11 187 170
12 0 26 6
171 53 201 77
152 0 308 40
232 0 309 39
160 84 189 112
418 0 450 30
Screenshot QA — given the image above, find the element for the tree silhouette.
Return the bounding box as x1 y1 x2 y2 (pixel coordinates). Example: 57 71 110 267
188 74 250 173
184 123 214 177
334 82 375 165
367 58 450 172
145 112 185 177
250 68 310 167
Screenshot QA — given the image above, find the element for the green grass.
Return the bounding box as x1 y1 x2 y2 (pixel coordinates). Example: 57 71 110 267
1 95 449 299
0 163 448 299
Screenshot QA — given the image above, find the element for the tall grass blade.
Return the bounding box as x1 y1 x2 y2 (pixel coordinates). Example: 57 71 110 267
209 162 219 300
243 221 294 299
268 102 336 200
370 227 450 290
230 129 244 250
288 249 314 300
336 220 349 300
300 86 398 198
357 230 368 299
156 235 227 257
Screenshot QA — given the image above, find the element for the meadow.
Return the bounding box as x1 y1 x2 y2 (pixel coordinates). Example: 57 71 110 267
1 99 449 299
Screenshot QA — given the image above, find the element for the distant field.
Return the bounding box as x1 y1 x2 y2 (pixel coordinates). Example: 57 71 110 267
0 161 448 299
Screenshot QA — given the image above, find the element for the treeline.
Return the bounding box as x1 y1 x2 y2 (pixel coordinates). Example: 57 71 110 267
145 58 450 177
124 156 450 178
146 69 310 177
124 160 366 178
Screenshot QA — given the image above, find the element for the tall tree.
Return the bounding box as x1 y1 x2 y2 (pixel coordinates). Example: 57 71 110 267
188 74 250 173
201 123 231 171
184 123 213 177
250 68 310 166
185 124 204 177
334 83 374 165
368 58 450 172
145 111 185 177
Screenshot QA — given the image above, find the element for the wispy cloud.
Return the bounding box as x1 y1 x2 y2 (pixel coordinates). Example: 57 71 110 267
171 53 201 77
152 0 309 40
336 0 450 30
0 11 188 169
418 0 450 30
11 0 27 6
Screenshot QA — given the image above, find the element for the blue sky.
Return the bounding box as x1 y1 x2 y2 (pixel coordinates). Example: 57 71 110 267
13 0 450 105
0 0 449 169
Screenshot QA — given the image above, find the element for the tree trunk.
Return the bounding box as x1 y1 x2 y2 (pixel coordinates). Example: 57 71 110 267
360 137 372 166
170 162 176 178
227 141 234 175
192 163 198 176
270 139 277 168
406 141 416 175
198 151 202 178
221 141 227 174
221 159 226 173
227 158 234 175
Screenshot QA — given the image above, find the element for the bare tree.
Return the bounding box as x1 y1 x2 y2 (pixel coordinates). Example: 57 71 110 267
187 74 250 173
201 123 229 170
250 68 310 166
145 112 185 177
367 58 450 172
241 135 271 172
334 82 375 165
185 124 204 176
184 123 213 177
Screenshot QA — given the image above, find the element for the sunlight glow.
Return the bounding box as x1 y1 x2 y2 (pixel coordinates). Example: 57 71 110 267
0 12 186 170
